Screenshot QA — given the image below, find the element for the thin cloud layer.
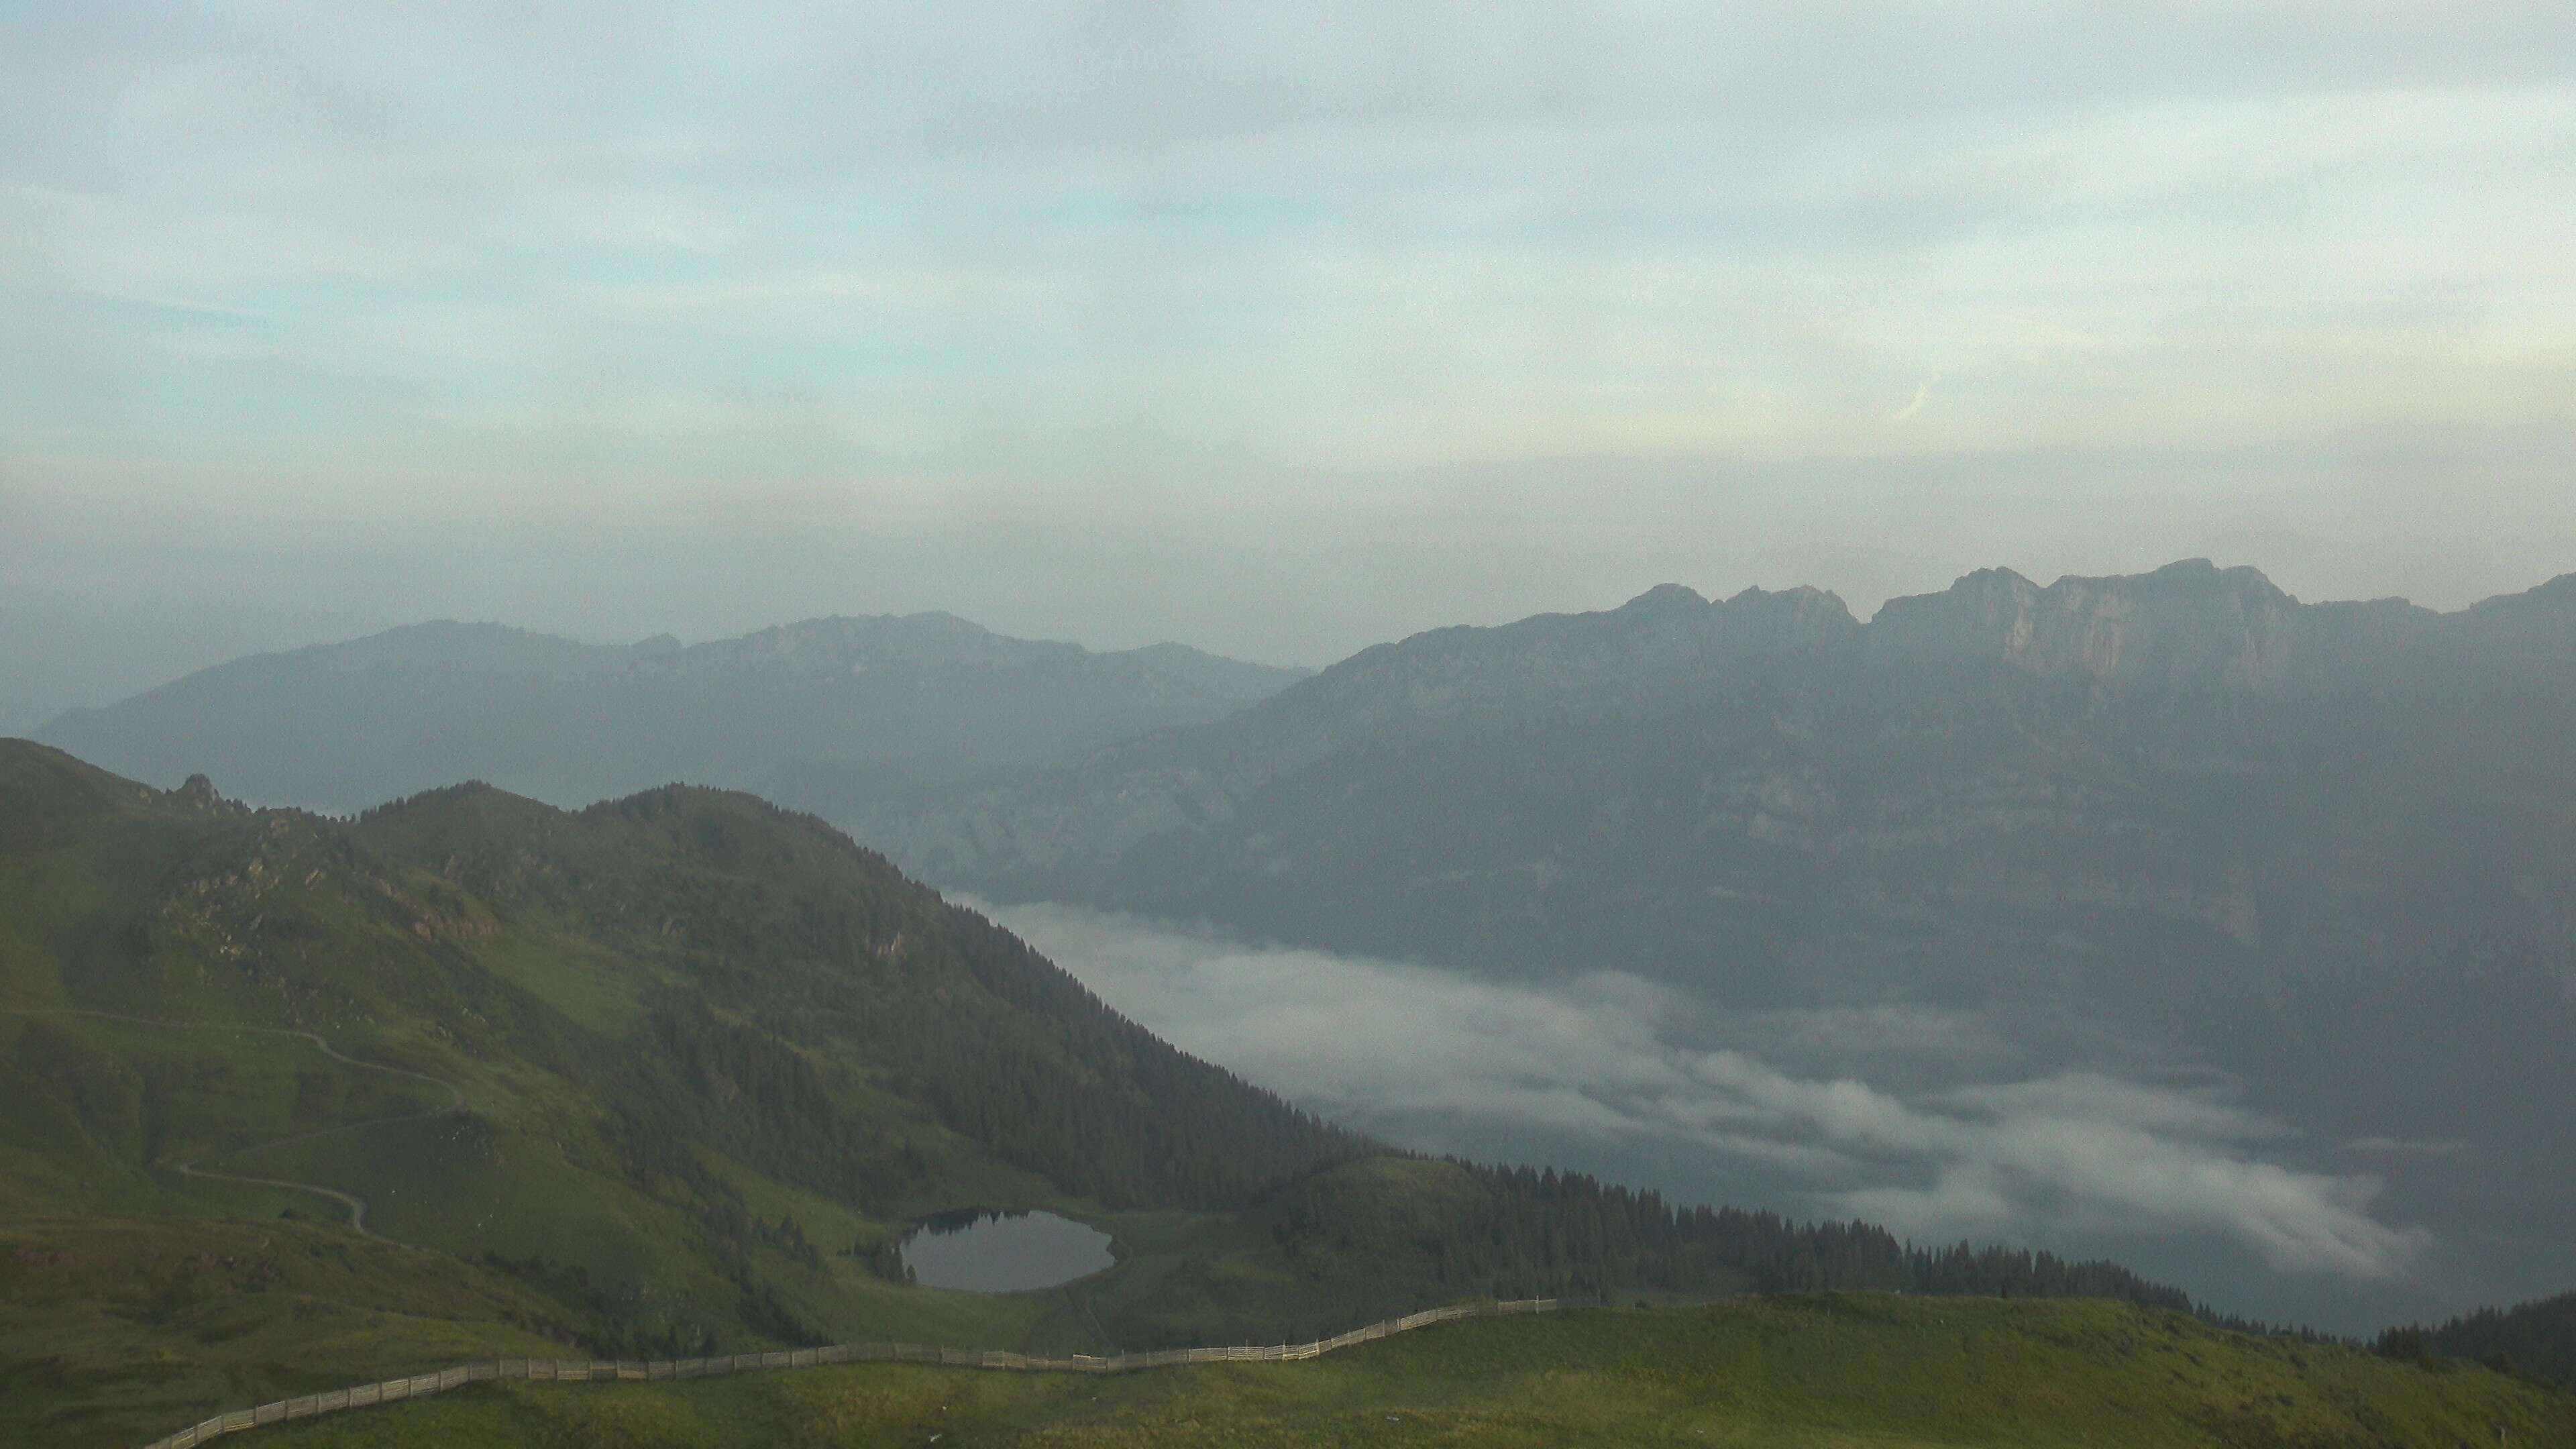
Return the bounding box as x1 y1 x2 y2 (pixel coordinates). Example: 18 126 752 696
5 4 2575 726
983 899 2430 1281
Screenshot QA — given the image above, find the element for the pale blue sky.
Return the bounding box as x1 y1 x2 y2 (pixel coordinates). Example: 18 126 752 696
5 1 2573 729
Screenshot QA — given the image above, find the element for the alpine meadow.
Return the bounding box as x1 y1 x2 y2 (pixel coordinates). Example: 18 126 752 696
7 2 2576 1446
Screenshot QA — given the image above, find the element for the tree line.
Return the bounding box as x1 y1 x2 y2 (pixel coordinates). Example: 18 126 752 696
1263 1159 2200 1316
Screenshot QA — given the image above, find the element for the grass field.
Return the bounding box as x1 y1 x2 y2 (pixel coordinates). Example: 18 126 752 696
224 1295 2576 1449
0 1215 579 1449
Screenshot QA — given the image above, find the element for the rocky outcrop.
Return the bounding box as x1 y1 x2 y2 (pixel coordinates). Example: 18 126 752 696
1266 560 2574 731
1859 559 2576 686
1862 559 2306 686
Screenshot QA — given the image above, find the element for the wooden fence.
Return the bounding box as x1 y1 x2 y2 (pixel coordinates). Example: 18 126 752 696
136 1298 1556 1449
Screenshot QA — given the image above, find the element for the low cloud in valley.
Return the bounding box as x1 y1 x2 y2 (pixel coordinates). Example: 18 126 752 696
983 900 2429 1283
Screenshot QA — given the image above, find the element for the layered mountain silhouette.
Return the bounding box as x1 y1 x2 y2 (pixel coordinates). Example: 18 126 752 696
27 563 2576 1318
859 563 2576 1241
34 613 1305 816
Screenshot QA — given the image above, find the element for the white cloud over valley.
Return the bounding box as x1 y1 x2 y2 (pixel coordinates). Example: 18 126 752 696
981 898 2430 1282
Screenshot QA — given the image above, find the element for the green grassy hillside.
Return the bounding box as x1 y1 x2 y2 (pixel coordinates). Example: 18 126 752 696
14 739 2520 1449
0 1216 578 1449
0 739 1375 1444
239 1295 2576 1449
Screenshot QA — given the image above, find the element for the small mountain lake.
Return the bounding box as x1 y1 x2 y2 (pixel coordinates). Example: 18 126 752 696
899 1209 1115 1293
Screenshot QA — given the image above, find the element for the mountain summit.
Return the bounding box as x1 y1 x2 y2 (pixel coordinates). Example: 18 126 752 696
1273 561 2576 736
34 614 1307 815
1863 559 2306 684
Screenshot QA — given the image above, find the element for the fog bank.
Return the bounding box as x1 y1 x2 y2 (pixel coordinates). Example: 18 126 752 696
975 898 2488 1331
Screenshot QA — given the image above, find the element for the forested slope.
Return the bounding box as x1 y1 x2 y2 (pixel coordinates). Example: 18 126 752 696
2404 1289 2576 1387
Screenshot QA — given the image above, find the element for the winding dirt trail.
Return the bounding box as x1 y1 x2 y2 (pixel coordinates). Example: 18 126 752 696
1 1008 464 1238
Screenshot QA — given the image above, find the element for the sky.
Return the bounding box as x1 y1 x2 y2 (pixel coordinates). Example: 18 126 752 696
5 1 2574 731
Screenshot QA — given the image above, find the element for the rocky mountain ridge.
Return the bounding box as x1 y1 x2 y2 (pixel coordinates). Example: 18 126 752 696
863 559 2576 1008
32 612 1306 816
1303 560 2574 720
851 559 2576 1328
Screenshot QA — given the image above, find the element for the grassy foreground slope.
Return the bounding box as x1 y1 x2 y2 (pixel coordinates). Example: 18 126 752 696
0 1216 578 1449
0 737 1367 1444
257 1295 2576 1449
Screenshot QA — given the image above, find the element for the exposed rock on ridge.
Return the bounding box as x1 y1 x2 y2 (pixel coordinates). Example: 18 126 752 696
852 557 2576 1204
1862 559 2306 686
1291 559 2576 713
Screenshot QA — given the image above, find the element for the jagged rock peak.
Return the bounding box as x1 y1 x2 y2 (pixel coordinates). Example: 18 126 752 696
1719 584 1863 641
1617 582 1710 612
1864 560 2304 685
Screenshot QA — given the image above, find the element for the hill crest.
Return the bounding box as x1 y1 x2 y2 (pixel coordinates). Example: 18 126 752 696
32 613 1307 815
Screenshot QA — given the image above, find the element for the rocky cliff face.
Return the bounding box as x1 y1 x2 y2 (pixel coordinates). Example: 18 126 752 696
1248 560 2573 745
1862 559 2310 686
855 561 2576 1158
1299 557 2570 710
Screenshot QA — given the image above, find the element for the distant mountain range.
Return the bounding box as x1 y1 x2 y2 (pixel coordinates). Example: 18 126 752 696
32 614 1305 816
857 560 2576 1318
865 561 2576 1022
24 563 2576 1327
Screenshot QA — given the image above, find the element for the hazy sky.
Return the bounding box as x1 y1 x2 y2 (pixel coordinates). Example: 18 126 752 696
5 1 2573 730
